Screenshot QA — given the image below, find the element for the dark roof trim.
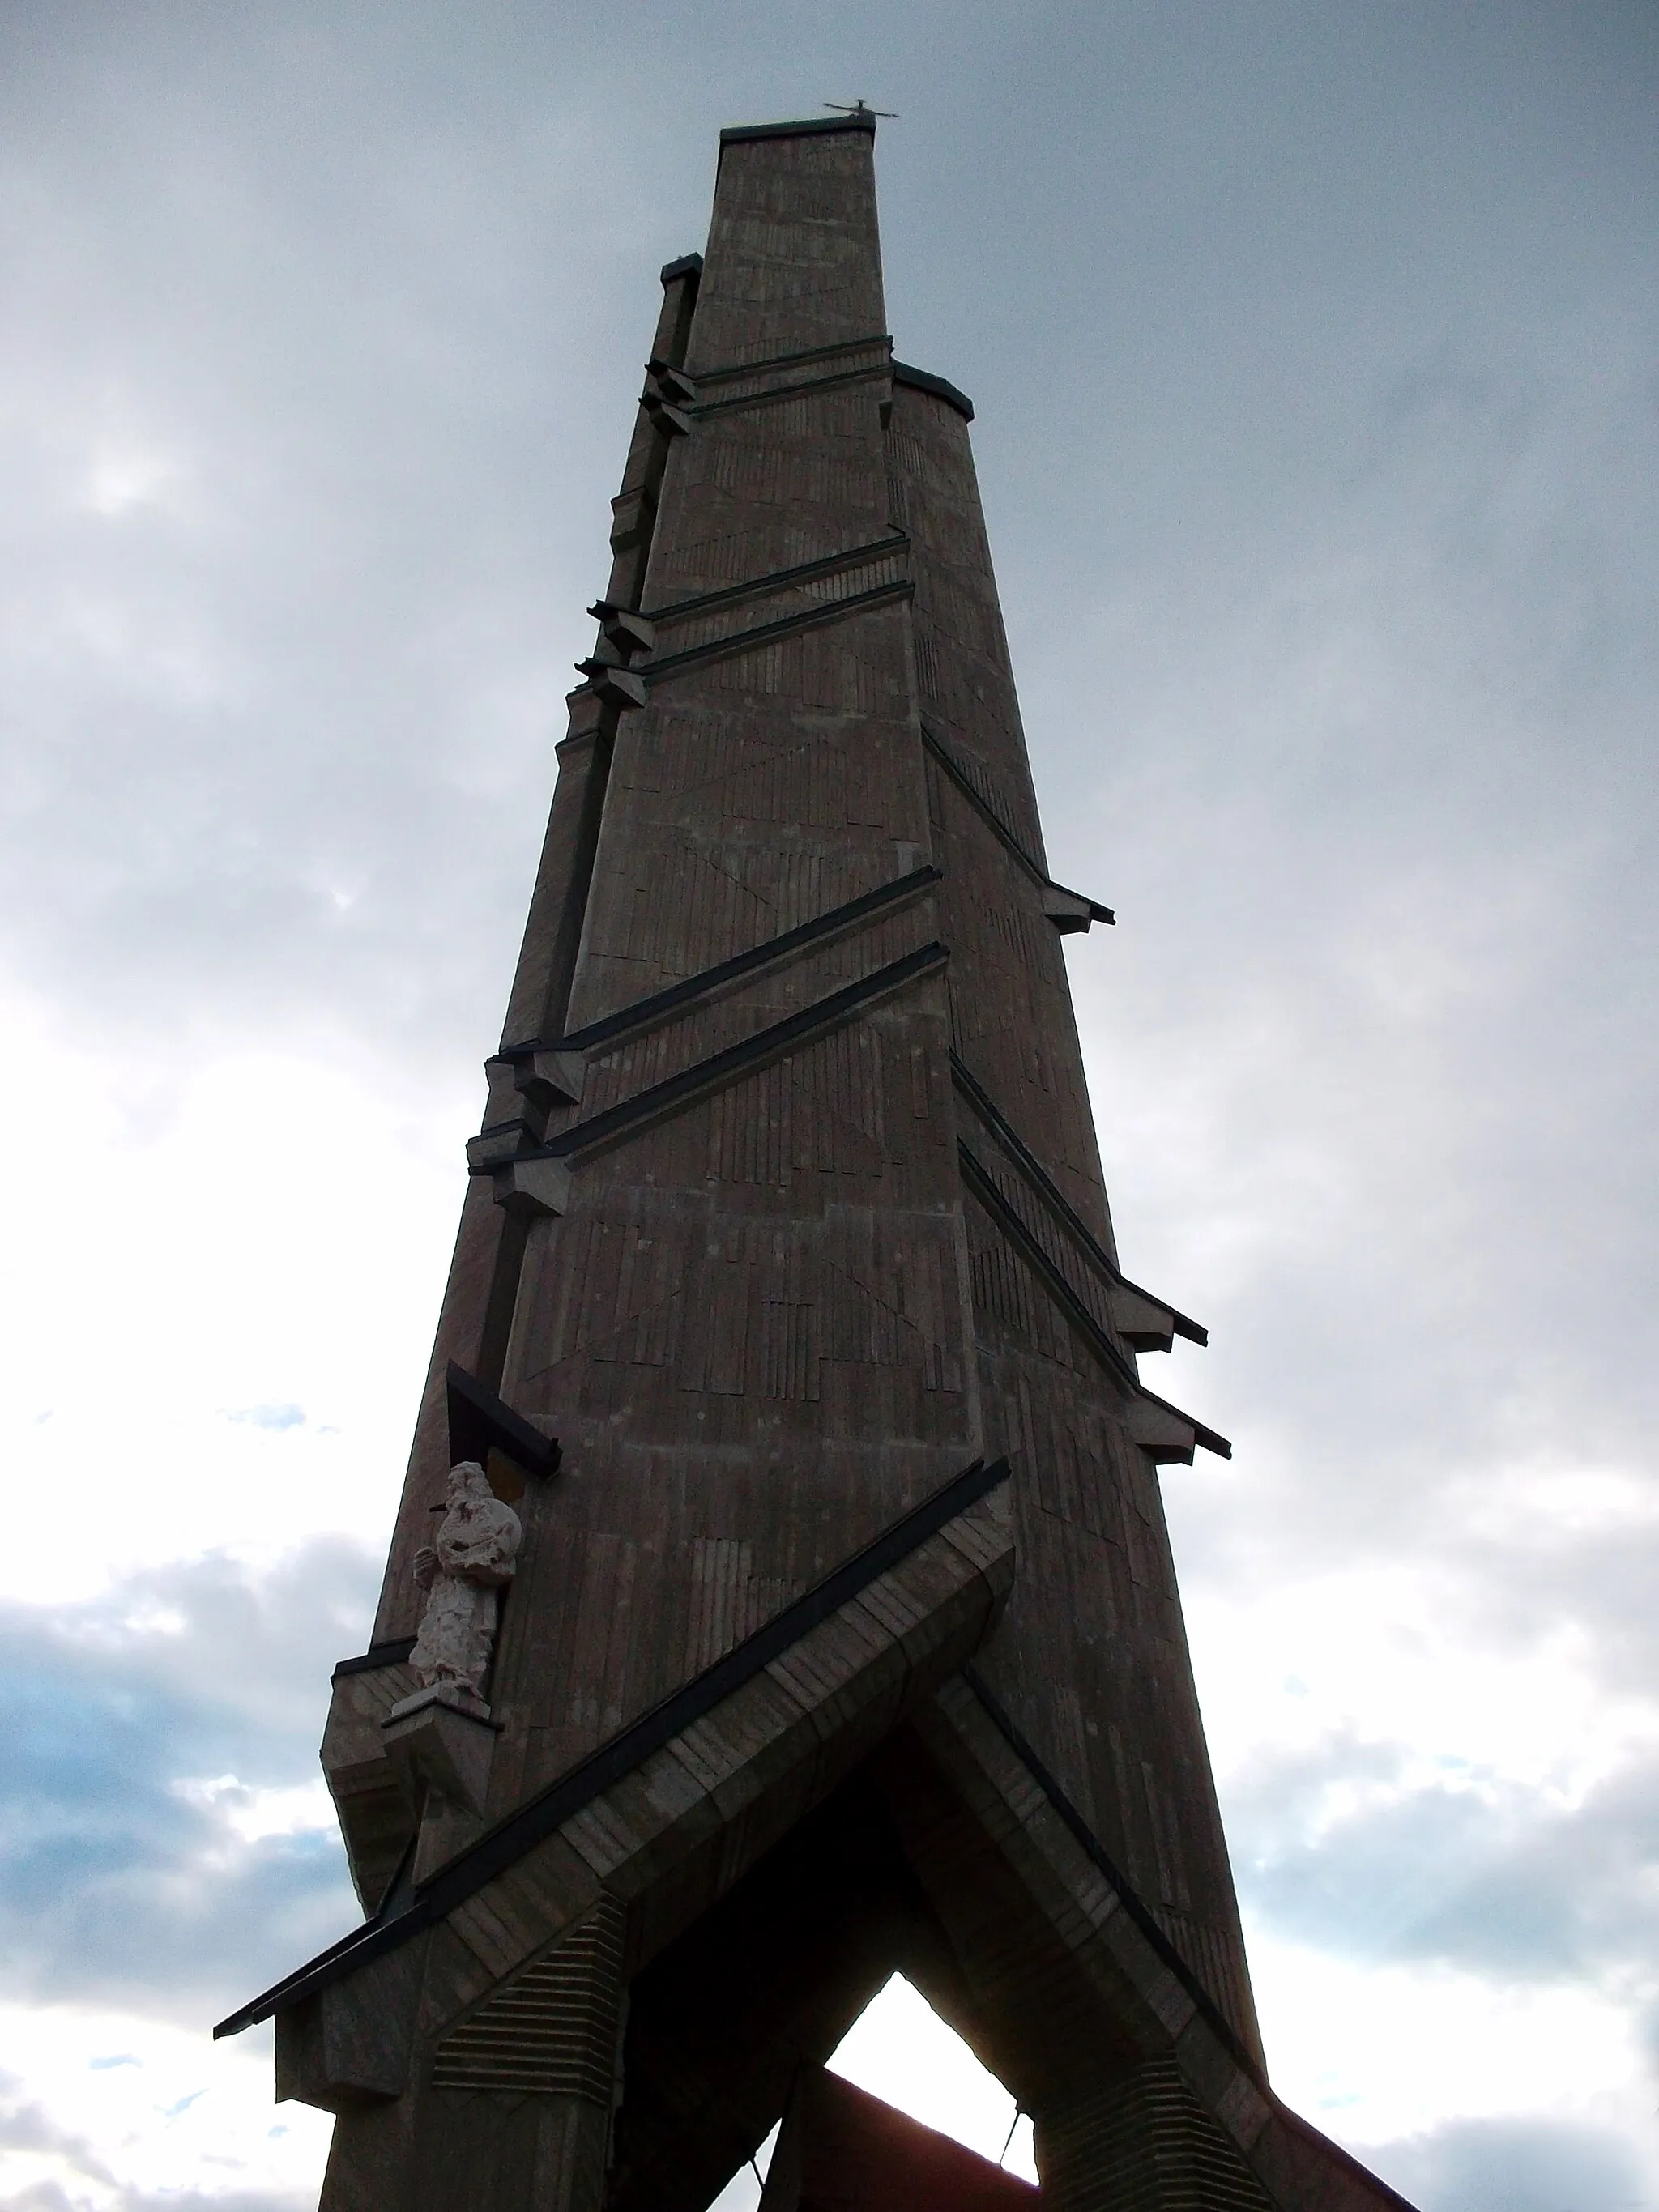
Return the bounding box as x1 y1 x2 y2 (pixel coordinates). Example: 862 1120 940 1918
446 1362 561 1479
692 333 891 390
644 531 909 625
965 1665 1418 2207
642 577 913 684
921 724 1048 887
949 1051 1207 1347
525 864 940 1059
692 360 891 420
957 1142 1229 1458
957 1141 1139 1397
659 254 703 285
720 114 876 147
490 942 945 1174
215 1452 1009 2038
893 362 974 423
960 1666 1269 2095
331 1637 415 1681
1047 880 1116 928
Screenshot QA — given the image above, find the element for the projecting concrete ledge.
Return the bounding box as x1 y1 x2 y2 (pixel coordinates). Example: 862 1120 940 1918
893 360 975 421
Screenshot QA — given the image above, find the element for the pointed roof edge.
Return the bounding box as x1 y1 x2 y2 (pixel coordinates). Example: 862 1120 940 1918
720 114 878 148
214 1451 1010 2039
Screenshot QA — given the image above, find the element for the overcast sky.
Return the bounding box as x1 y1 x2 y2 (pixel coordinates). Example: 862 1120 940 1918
2 6 1656 2210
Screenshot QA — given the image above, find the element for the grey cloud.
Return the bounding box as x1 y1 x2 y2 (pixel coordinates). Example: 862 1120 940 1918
51 1538 382 1738
1 8 645 1067
0 2073 115 2188
1452 1519 1659 1705
0 1545 374 2017
1233 1726 1659 1987
1367 2114 1647 2212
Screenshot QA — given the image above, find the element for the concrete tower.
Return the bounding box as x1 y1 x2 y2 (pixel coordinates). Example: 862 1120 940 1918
220 111 1412 2212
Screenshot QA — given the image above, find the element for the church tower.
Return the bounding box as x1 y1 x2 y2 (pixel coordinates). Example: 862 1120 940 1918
220 110 1412 2212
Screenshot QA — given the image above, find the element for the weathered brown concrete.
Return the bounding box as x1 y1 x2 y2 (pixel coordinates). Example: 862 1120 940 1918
221 110 1416 2212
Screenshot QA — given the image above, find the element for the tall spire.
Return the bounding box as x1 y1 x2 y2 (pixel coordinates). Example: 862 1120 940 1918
218 116 1417 2212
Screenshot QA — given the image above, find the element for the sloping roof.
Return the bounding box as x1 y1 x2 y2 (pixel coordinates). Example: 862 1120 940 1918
215 1453 1010 2038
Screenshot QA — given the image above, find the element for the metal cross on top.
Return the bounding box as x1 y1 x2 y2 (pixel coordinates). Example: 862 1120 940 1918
822 97 898 119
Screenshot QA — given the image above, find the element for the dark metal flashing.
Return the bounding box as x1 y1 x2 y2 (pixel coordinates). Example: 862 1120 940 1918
958 1144 1230 1459
924 726 1112 920
215 1453 1010 2038
1125 1392 1229 1463
960 1666 1269 2095
446 1362 561 1478
488 943 949 1174
957 1141 1139 1396
522 865 942 1059
692 361 891 419
643 578 914 685
921 724 1048 887
1050 883 1116 928
719 114 876 147
693 334 892 390
892 361 974 423
962 1669 1417 2209
950 1054 1207 1347
646 532 910 626
659 254 703 285
473 1115 532 1144
331 1637 416 1681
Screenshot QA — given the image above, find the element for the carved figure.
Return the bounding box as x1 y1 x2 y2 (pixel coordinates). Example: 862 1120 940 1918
409 1462 522 1698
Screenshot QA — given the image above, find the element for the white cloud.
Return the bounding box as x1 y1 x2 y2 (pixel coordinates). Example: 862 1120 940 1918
169 1780 336 1849
0 1001 458 1600
0 2003 332 2210
1250 1939 1659 2188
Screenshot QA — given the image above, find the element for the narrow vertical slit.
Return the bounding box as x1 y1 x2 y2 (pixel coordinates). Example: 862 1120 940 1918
476 1208 531 1392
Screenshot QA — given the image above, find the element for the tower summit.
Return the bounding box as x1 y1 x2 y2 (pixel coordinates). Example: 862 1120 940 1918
220 113 1414 2212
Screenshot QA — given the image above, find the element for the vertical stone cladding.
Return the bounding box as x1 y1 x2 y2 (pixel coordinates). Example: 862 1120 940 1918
451 114 983 1815
681 126 886 370
886 379 1262 2060
886 381 1105 1227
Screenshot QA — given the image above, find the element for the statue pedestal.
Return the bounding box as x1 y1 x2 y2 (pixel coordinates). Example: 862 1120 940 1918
382 1684 501 1884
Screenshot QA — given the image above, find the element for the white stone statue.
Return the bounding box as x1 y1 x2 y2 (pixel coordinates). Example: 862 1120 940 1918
409 1462 522 1701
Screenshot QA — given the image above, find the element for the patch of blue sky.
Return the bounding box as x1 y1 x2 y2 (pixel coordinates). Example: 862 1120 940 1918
223 1404 307 1431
